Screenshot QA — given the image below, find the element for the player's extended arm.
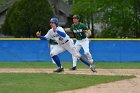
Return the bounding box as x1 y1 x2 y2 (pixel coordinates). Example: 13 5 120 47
64 28 71 32
38 36 47 40
56 30 66 37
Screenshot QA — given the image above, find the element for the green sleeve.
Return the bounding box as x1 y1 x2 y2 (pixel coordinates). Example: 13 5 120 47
81 23 88 30
70 24 74 31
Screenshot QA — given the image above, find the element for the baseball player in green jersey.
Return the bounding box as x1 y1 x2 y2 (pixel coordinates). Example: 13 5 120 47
65 15 96 72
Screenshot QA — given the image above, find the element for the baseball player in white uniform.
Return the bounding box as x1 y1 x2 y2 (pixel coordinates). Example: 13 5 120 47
36 18 95 72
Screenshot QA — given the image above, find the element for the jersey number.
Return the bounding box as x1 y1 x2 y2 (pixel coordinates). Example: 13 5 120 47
59 37 63 41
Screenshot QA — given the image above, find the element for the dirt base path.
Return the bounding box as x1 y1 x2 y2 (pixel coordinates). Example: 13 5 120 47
0 68 140 93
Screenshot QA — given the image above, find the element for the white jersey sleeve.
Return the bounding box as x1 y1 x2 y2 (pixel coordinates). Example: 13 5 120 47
44 26 71 45
44 29 52 39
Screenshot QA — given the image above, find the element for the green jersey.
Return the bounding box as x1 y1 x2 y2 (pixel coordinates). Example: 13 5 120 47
49 39 58 45
70 22 88 40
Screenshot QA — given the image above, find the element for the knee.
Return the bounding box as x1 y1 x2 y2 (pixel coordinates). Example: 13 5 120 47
73 53 81 59
50 52 56 57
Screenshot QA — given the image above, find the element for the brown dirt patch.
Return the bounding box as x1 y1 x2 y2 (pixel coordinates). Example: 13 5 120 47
0 68 140 93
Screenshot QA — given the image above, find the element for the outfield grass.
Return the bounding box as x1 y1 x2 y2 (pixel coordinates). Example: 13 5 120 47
0 73 135 93
0 62 139 69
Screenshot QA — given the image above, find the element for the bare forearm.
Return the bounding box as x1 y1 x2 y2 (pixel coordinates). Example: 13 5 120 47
64 28 71 32
84 30 92 36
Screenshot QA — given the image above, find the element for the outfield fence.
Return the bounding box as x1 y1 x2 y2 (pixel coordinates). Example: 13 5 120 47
0 38 140 62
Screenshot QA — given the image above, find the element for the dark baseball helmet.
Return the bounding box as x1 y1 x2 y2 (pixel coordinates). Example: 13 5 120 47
50 18 59 26
73 15 80 19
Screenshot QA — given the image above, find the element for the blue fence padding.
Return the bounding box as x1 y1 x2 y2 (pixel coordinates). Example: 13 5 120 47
0 40 140 62
90 40 140 62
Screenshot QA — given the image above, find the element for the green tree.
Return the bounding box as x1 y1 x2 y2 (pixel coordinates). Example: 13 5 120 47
72 0 111 37
131 0 140 37
1 0 53 37
72 0 140 38
99 0 140 38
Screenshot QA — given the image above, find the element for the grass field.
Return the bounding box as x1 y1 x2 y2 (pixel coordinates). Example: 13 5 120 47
0 73 135 93
0 62 139 93
0 62 139 69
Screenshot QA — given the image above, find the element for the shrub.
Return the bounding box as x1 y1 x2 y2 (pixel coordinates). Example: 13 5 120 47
1 0 53 37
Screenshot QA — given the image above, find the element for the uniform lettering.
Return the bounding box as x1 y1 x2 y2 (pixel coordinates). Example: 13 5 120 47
73 29 83 33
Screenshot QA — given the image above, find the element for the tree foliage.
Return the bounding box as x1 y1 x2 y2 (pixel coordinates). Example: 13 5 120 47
1 0 53 37
72 0 140 38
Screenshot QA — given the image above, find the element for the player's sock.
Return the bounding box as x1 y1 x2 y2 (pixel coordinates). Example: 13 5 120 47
72 56 77 67
80 56 90 67
52 55 62 68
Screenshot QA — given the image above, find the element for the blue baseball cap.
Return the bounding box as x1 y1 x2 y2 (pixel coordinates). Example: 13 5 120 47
50 18 59 26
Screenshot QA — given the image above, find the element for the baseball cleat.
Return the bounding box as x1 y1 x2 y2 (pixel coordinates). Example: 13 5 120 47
53 68 64 72
90 65 97 73
69 66 77 70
